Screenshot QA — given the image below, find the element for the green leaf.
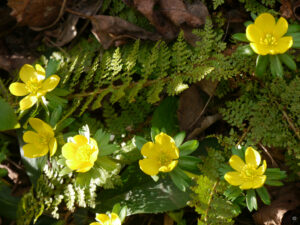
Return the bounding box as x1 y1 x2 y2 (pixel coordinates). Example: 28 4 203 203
46 59 60 78
51 88 70 96
151 97 179 135
112 203 121 214
286 24 300 34
150 127 160 142
265 168 287 180
255 55 269 77
178 156 202 174
174 132 186 147
0 184 20 219
270 55 283 77
50 105 63 127
100 144 119 156
0 98 20 131
236 45 254 55
256 187 270 205
290 32 300 42
95 165 191 215
292 40 300 48
179 140 199 156
246 189 257 212
55 118 75 132
78 124 90 140
264 180 283 186
278 53 297 71
169 166 192 192
94 129 110 145
0 168 8 177
59 167 73 177
232 146 245 160
134 136 147 150
119 206 127 222
96 156 119 172
232 33 249 42
244 21 253 27
224 186 243 201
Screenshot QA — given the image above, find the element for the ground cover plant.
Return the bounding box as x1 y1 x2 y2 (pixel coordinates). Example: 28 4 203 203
0 0 299 225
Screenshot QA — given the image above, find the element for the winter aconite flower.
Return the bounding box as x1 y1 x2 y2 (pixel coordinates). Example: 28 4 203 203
246 13 293 55
224 147 267 190
9 64 60 111
139 132 179 176
23 118 57 158
62 135 99 173
90 213 121 225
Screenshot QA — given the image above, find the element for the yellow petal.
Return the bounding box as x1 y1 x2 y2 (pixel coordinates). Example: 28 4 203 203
9 82 29 96
224 171 243 186
256 160 267 175
23 131 40 144
73 135 88 145
35 64 45 76
139 158 160 176
255 13 275 33
273 17 288 38
239 180 253 190
275 36 293 54
65 159 81 171
155 133 179 159
29 118 54 136
250 43 270 55
252 175 267 189
41 75 60 92
246 24 263 43
141 142 160 159
245 147 261 168
159 160 178 172
49 137 57 157
19 64 37 83
229 155 245 172
96 214 110 223
23 143 48 158
20 95 38 111
62 143 77 159
76 162 93 173
111 213 121 225
89 223 101 225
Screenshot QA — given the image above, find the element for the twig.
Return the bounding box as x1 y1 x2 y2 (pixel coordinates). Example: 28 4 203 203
65 8 91 19
258 143 279 168
235 126 250 147
30 0 68 31
281 109 300 140
188 94 214 130
204 180 219 222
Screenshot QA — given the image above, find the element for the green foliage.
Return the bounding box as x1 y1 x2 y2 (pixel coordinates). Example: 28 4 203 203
239 0 276 14
220 77 300 169
190 148 240 225
0 98 20 131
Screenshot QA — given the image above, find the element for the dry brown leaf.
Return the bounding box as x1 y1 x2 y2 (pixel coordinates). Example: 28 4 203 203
280 0 294 19
197 79 218 97
177 85 204 131
131 0 178 40
253 183 300 225
90 15 161 49
159 0 207 27
7 0 63 28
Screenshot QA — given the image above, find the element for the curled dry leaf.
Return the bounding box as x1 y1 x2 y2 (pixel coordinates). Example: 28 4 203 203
7 0 64 29
253 183 300 225
90 15 161 49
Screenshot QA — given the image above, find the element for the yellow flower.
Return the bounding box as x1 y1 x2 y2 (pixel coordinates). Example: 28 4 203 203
246 13 293 55
90 213 121 225
9 64 60 111
62 135 99 173
23 118 57 158
139 132 179 176
224 147 267 190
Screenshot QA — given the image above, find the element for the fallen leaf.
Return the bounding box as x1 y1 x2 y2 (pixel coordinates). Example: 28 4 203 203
253 183 300 225
280 0 294 19
177 85 204 131
90 15 161 49
131 0 178 40
197 79 219 97
293 0 300 21
7 0 64 29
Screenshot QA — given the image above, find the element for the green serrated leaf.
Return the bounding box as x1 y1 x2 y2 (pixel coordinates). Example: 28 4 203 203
246 189 257 212
179 140 199 156
94 129 111 146
0 98 20 131
270 55 283 77
100 144 119 156
174 132 186 147
256 187 270 205
59 167 73 177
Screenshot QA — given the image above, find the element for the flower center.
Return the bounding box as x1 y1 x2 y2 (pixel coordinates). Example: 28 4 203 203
39 132 52 145
159 152 173 166
241 164 259 178
76 144 94 161
261 33 277 46
26 78 43 95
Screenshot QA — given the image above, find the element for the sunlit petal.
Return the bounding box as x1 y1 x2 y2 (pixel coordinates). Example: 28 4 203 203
29 118 54 135
111 213 122 225
35 64 45 76
252 175 267 189
159 160 178 172
139 158 160 176
73 135 88 145
246 24 263 43
19 64 37 83
250 43 270 55
23 131 41 144
20 95 38 111
9 82 29 96
254 13 276 33
141 142 160 159
275 36 293 54
273 17 288 38
224 171 243 186
239 180 253 190
76 162 93 173
62 143 77 159
245 147 261 168
41 75 60 92
229 155 245 172
96 214 110 223
257 160 267 175
49 137 57 157
23 143 48 158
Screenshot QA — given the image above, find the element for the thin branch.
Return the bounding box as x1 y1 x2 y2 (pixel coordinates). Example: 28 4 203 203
204 180 219 222
258 143 279 168
281 109 300 140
